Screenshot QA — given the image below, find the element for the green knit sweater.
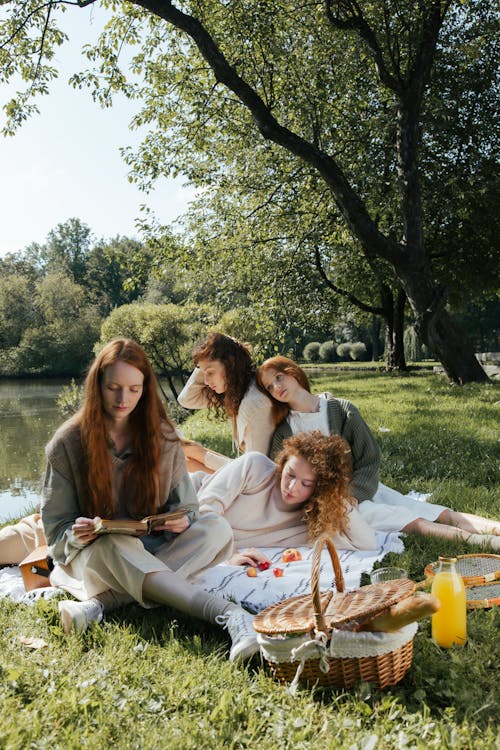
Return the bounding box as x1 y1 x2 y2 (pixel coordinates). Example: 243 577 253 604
268 393 380 503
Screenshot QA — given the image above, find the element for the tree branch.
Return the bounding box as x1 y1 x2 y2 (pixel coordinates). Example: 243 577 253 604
313 245 384 316
131 0 400 266
324 0 401 91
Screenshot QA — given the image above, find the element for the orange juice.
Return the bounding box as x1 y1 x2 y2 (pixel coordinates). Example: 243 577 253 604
431 557 466 648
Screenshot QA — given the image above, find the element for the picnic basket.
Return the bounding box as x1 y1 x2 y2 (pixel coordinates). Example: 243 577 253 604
253 534 417 690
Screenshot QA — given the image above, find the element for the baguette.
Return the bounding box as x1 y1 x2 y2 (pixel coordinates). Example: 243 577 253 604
360 593 440 632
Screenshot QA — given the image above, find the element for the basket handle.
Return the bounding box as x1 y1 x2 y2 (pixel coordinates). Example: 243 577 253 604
311 534 345 633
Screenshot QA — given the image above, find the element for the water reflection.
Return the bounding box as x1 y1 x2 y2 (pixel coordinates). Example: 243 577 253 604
0 379 65 522
0 377 180 523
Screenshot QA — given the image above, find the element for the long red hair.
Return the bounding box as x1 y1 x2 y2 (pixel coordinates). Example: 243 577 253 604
257 356 311 425
77 338 175 518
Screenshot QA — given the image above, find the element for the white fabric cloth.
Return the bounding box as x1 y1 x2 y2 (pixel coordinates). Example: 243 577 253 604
193 530 404 613
257 622 418 662
0 530 405 610
288 394 330 435
359 482 447 531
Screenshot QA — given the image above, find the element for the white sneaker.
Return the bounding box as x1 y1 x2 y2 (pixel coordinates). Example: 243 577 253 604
217 608 260 663
58 599 104 634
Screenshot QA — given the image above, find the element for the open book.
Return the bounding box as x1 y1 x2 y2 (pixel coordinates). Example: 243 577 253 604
94 509 189 536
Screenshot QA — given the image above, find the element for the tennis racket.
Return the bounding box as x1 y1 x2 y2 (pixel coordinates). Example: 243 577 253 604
465 581 500 610
423 553 500 609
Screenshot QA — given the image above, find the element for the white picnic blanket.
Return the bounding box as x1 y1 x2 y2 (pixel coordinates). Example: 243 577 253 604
0 531 404 611
193 531 404 612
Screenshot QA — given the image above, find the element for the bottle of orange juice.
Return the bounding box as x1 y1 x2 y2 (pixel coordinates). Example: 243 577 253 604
431 556 467 647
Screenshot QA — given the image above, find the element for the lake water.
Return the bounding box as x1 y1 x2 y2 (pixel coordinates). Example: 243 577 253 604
0 379 66 522
0 377 181 524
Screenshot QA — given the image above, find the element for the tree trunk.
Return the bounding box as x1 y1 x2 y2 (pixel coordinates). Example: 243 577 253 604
369 315 382 361
423 308 487 384
396 264 489 383
382 288 408 371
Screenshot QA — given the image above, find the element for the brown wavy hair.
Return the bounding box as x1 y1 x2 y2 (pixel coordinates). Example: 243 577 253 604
192 332 255 419
257 356 311 425
76 338 176 518
275 431 353 540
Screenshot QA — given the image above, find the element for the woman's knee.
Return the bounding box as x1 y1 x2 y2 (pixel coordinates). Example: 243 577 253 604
191 512 233 547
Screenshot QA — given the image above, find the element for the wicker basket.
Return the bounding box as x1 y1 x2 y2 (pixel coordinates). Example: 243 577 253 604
253 534 417 690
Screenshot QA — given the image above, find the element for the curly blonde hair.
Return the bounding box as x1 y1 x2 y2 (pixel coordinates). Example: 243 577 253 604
275 431 353 540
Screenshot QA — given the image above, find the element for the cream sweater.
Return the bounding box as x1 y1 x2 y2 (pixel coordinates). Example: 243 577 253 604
178 368 275 459
197 452 377 551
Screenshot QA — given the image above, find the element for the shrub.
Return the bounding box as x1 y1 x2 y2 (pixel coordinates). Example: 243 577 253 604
350 342 367 360
57 379 83 417
303 342 321 362
336 342 351 360
318 340 337 363
165 399 191 425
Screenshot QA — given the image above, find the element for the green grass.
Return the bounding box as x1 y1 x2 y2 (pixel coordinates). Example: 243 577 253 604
1 373 499 749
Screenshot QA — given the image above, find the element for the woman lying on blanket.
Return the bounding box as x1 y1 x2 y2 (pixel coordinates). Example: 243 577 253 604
196 431 378 568
37 337 259 660
256 356 500 550
178 332 275 470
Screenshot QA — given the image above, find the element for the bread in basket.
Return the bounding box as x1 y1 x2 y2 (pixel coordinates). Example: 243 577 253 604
253 535 435 690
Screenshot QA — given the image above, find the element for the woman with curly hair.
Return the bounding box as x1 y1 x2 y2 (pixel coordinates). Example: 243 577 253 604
257 356 500 549
195 431 378 568
178 332 275 471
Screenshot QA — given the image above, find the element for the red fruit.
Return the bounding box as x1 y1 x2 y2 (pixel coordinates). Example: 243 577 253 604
273 567 284 577
281 548 302 563
246 567 258 577
258 561 271 571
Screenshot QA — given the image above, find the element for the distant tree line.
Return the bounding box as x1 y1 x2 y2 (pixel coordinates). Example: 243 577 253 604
0 217 498 385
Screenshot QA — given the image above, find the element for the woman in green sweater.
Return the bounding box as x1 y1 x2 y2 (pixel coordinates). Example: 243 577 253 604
257 356 499 548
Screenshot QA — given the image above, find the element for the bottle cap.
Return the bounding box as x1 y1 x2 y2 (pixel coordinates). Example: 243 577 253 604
438 556 457 563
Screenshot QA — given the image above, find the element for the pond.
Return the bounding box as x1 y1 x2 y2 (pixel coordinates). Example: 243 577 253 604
0 377 183 524
0 379 67 523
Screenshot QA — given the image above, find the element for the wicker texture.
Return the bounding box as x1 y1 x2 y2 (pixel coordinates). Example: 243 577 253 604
254 535 416 689
425 554 500 586
267 638 414 689
465 581 500 609
254 535 415 635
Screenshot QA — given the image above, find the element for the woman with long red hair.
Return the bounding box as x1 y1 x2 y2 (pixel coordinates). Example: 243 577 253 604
41 338 259 661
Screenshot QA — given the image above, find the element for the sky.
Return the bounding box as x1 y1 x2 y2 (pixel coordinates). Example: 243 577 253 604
0 5 194 257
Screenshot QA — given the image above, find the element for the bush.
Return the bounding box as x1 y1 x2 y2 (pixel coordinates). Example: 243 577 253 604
57 379 83 417
350 342 367 360
318 340 337 363
165 399 191 425
336 342 351 360
303 342 321 362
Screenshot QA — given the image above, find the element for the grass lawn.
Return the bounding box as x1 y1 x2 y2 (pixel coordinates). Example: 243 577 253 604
1 372 499 749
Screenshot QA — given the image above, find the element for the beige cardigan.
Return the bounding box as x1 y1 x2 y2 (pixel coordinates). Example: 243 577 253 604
178 368 275 463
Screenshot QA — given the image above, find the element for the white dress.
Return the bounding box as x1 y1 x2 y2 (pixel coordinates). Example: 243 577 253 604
287 394 447 533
